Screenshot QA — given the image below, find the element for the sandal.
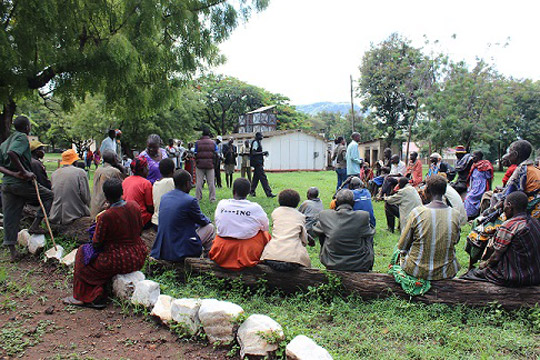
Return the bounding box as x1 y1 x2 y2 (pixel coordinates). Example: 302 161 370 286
62 296 106 310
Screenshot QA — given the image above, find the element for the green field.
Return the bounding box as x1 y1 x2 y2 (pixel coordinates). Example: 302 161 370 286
40 157 540 359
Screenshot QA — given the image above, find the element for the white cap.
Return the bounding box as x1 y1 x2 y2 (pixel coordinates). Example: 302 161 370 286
217 135 223 141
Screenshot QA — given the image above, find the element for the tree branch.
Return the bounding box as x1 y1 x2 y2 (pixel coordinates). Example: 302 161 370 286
28 67 59 89
3 0 18 30
190 0 228 12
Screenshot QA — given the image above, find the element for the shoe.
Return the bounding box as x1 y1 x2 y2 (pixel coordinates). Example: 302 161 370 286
267 194 276 198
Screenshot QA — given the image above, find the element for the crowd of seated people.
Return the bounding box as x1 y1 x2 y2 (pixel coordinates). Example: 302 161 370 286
3 120 538 310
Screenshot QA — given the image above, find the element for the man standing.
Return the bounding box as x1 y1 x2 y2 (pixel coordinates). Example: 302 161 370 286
49 149 91 224
453 145 473 194
151 169 215 261
194 128 217 202
222 138 238 188
0 116 54 261
346 132 362 178
249 132 275 198
99 129 117 157
332 137 347 190
90 150 125 218
30 140 51 190
115 129 123 159
214 135 223 188
239 139 252 182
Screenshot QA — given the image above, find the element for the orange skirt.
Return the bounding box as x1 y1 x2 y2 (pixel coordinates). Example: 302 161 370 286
209 231 271 271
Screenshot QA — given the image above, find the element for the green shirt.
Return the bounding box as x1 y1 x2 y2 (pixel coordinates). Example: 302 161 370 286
0 131 32 185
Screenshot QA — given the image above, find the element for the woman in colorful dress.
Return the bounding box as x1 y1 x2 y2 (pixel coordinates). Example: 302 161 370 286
63 178 148 309
464 151 494 220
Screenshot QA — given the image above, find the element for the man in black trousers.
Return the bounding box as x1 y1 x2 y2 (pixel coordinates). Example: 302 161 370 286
249 132 275 198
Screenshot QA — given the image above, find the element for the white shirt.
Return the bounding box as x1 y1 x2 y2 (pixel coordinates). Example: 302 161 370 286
444 185 467 226
100 137 117 155
215 199 269 239
151 177 175 225
390 161 406 176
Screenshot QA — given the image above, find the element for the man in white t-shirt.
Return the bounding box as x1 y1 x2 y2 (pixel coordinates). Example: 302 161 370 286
151 158 175 227
209 178 270 270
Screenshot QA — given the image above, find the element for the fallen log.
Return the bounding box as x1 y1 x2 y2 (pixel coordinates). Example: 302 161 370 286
178 258 540 309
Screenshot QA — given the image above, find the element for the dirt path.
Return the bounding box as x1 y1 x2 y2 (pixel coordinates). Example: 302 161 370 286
0 254 231 360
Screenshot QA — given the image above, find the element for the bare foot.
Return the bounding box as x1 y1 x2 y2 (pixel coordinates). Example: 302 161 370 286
62 296 84 306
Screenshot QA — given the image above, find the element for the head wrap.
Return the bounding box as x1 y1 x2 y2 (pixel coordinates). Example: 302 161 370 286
131 156 148 175
455 145 466 153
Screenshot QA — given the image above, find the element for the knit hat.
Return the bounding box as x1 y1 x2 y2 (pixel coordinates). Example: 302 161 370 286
455 145 466 153
60 149 80 165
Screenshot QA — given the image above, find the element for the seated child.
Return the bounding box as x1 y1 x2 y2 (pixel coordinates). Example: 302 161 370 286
298 187 324 235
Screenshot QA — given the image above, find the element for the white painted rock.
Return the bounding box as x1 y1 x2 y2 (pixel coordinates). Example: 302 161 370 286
131 280 160 308
28 234 46 254
112 271 146 300
17 229 30 247
60 249 78 267
44 245 64 262
237 314 284 358
150 295 174 323
286 335 333 360
198 299 244 345
170 298 201 335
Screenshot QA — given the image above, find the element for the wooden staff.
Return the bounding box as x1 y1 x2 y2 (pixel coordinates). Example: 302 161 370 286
33 178 57 250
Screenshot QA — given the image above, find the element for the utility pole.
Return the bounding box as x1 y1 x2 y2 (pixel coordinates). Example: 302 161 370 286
350 75 355 132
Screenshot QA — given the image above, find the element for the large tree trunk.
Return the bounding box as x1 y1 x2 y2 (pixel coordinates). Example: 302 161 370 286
1 99 16 142
173 258 540 309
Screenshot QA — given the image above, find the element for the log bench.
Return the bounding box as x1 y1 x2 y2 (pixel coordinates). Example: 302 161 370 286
45 217 540 309
171 258 540 309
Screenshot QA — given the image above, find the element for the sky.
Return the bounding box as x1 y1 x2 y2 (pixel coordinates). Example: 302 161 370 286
215 0 540 105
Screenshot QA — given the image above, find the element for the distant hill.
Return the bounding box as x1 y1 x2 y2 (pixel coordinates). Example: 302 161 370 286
295 102 362 116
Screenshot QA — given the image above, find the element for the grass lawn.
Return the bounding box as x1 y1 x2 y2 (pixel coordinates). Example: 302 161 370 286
42 156 540 359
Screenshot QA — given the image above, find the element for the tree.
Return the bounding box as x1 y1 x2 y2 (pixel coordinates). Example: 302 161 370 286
0 0 269 141
358 33 434 149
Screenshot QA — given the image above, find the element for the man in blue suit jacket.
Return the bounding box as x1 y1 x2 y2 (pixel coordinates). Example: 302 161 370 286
151 170 215 261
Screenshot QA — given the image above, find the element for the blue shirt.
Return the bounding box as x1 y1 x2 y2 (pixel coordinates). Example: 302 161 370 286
151 189 211 261
352 189 376 228
346 140 362 175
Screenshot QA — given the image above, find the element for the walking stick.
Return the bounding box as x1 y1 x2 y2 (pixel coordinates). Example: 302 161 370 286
33 178 57 251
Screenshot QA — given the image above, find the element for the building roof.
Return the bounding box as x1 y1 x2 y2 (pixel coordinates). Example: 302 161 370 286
245 105 277 114
223 129 326 142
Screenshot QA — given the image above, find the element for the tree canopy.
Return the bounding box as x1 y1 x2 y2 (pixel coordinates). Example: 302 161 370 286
0 0 268 140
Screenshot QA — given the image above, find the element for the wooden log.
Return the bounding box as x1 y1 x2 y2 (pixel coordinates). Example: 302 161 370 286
181 258 540 309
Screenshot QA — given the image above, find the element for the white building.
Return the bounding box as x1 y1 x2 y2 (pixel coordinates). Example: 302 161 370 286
223 130 327 171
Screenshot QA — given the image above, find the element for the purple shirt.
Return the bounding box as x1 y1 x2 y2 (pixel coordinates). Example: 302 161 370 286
139 148 168 184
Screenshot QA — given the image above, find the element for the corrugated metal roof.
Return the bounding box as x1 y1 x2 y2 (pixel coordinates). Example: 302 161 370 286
245 105 276 114
222 129 327 142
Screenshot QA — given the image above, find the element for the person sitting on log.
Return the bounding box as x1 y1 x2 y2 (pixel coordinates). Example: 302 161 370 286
151 170 215 261
461 191 540 286
396 175 461 280
122 157 154 229
313 189 375 272
298 187 324 237
63 178 148 309
30 140 51 190
261 189 311 271
209 178 270 270
151 158 175 228
49 149 91 225
90 150 125 219
384 177 422 234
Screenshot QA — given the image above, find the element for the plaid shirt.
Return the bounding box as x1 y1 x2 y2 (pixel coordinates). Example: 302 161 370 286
486 213 540 286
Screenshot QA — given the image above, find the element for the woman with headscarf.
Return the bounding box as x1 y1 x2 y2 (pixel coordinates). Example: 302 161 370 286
139 134 168 184
464 151 494 219
122 157 154 228
62 178 148 309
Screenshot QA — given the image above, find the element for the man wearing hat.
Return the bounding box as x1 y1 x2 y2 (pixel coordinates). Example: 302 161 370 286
49 149 91 224
452 145 473 195
30 140 51 190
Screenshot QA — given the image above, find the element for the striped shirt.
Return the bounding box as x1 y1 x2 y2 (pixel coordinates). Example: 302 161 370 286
397 205 461 280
